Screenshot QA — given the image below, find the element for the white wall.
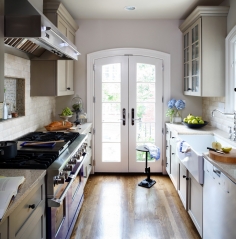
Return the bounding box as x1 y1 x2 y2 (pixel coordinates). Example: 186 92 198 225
0 54 55 140
70 19 202 118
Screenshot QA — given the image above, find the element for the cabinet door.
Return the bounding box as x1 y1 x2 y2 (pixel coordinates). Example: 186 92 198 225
165 126 171 174
57 16 75 96
0 219 9 239
184 18 202 96
188 173 203 237
169 131 178 190
178 161 188 209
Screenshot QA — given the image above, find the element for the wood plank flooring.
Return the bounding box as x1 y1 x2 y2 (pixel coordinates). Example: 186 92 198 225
70 174 201 239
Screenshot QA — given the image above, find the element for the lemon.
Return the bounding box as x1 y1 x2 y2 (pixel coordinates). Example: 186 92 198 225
212 141 222 150
221 147 232 153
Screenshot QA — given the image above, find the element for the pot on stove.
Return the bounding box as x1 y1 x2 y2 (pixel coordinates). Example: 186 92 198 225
0 141 17 160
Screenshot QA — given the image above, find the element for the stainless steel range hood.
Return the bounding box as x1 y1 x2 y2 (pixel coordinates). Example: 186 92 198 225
4 0 80 60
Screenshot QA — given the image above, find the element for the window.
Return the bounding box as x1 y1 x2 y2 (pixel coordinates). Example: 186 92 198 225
225 25 236 112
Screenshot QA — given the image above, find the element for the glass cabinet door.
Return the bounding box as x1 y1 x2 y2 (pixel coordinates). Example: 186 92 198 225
183 18 201 96
184 31 190 91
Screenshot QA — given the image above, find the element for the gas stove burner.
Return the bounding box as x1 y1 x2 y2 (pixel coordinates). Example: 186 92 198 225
0 151 58 169
17 132 80 143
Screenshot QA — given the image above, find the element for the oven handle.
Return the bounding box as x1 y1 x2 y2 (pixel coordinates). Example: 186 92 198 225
47 153 87 207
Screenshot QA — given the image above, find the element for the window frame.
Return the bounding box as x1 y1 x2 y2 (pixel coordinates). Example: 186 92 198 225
225 25 236 112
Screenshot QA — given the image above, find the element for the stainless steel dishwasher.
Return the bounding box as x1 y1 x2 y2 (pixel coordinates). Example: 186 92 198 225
203 158 236 239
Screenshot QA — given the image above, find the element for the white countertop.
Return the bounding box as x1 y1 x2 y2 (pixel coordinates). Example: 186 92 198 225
166 123 236 183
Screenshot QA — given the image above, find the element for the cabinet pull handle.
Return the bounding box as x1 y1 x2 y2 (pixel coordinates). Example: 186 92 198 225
183 175 186 178
186 177 190 180
166 145 168 149
67 87 71 90
29 204 35 209
166 162 168 165
187 88 192 91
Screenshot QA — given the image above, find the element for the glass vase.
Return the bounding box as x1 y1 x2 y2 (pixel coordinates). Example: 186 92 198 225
169 115 174 124
174 110 182 123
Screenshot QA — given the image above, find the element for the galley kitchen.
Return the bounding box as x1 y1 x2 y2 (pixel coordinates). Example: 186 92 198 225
0 0 236 239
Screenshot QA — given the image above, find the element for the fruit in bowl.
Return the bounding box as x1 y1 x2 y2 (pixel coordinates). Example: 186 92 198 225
61 107 73 116
183 114 205 124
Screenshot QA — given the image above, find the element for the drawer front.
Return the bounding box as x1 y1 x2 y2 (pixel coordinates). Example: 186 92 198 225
11 178 45 235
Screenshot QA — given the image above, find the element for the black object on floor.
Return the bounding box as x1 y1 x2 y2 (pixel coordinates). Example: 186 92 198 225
136 145 156 188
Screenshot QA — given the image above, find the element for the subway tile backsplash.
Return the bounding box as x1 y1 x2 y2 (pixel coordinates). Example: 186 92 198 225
0 54 55 140
202 97 234 133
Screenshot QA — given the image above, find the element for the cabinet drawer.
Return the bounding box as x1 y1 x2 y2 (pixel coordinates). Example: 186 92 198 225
10 178 45 235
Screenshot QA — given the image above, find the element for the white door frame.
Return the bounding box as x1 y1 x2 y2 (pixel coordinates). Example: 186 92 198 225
87 48 171 174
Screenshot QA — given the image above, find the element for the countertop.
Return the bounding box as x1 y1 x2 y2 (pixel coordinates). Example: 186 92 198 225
0 169 46 223
166 123 236 184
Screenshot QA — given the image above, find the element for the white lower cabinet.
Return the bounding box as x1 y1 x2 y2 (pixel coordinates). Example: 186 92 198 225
178 160 188 209
187 172 203 237
0 177 46 239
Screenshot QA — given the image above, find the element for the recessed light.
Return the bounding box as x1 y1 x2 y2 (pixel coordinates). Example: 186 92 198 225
124 6 136 11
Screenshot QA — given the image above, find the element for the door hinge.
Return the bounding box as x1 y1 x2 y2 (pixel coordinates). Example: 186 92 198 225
93 96 95 103
93 159 95 166
93 128 95 134
93 64 96 71
162 96 164 103
162 64 164 71
232 61 235 68
162 128 164 134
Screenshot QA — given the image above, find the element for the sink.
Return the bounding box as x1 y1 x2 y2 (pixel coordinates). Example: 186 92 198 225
176 134 235 184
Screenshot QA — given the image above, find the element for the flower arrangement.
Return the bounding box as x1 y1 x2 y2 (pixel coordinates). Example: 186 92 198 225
166 98 185 123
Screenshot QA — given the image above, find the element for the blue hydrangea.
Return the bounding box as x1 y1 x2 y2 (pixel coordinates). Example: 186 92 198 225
175 100 185 110
167 99 176 109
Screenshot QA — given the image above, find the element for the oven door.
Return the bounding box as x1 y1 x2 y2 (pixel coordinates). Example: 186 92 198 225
47 196 69 239
67 154 87 238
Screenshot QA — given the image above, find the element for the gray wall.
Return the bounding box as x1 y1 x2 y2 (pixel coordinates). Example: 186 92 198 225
70 19 202 118
226 0 236 33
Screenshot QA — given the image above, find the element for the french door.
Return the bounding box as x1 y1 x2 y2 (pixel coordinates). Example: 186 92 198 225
94 55 163 172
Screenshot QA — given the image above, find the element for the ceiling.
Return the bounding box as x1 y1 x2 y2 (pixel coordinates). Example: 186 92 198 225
55 0 226 20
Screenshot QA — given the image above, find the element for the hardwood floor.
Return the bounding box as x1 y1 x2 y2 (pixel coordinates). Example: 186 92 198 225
70 174 201 239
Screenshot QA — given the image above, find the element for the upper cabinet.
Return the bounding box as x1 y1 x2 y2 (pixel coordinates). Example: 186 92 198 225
179 6 229 97
31 1 78 96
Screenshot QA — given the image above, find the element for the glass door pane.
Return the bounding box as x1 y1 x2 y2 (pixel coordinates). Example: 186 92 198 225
102 64 121 162
184 32 190 92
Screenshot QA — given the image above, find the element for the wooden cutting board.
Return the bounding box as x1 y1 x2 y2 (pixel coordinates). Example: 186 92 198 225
209 149 236 164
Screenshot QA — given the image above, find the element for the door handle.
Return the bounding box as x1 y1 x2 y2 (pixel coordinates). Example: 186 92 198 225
132 108 134 125
122 108 126 125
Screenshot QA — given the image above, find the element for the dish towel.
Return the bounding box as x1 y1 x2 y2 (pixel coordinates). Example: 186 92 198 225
144 143 160 160
176 140 191 160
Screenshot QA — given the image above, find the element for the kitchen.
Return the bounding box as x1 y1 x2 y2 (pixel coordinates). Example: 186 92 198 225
0 0 236 238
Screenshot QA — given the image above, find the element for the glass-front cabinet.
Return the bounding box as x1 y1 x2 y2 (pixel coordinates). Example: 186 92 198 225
183 18 201 96
180 6 228 97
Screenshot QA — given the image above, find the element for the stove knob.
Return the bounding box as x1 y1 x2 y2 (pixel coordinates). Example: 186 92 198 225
64 165 73 171
64 172 69 180
54 176 65 185
69 158 77 164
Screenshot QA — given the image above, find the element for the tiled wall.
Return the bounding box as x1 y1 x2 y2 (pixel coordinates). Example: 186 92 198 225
202 97 234 133
0 54 55 140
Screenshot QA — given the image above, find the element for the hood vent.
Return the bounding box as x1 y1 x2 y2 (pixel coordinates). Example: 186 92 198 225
4 0 80 60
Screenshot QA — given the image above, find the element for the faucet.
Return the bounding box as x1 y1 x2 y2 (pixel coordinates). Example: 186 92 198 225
211 109 236 141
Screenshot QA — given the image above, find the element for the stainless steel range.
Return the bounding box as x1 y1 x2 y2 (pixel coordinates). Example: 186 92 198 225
0 131 87 239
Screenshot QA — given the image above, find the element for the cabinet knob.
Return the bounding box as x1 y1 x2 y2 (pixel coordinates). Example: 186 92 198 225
166 162 168 166
183 175 187 178
67 87 71 90
166 145 168 149
172 137 175 139
28 204 35 209
187 88 192 91
172 153 175 155
234 88 236 92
